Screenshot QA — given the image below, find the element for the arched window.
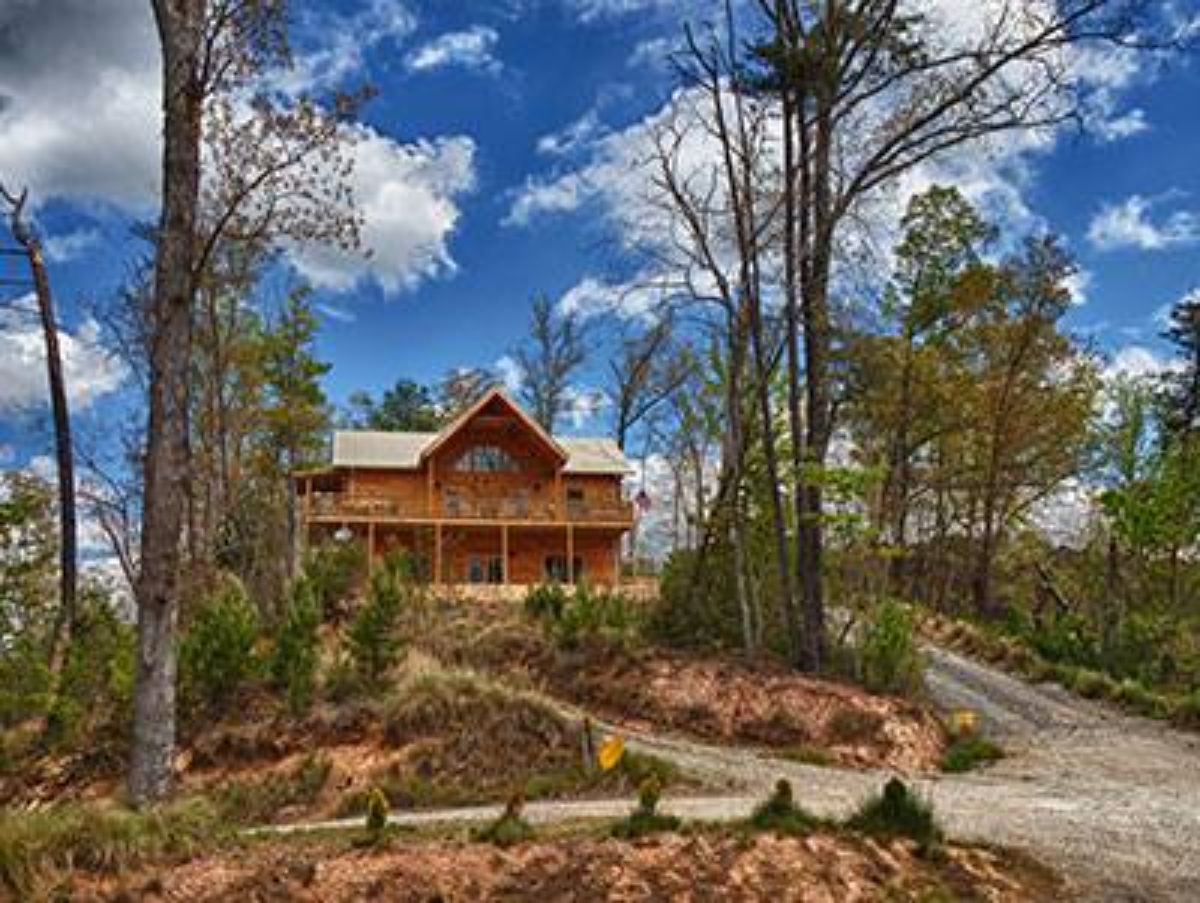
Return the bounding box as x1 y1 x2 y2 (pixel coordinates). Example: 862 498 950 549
454 444 520 473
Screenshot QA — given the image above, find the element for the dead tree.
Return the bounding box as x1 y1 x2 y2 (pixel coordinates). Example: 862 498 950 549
1 182 78 673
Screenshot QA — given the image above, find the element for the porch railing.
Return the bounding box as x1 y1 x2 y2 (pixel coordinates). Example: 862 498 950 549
306 491 633 525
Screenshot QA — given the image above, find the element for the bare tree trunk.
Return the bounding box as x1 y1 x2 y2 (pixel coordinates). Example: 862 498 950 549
1 185 78 671
130 0 206 806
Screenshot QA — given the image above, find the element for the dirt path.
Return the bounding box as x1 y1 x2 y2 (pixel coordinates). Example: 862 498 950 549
261 647 1200 902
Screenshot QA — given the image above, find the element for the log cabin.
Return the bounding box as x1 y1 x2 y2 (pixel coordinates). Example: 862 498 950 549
294 387 634 587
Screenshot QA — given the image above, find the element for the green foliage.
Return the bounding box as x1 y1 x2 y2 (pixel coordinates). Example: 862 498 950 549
303 540 367 619
472 794 534 847
525 583 642 649
47 593 135 748
940 735 1004 773
363 786 390 842
180 580 260 713
0 633 53 731
346 552 415 683
651 546 748 651
345 378 442 431
0 472 56 644
747 779 819 835
859 601 923 696
269 577 322 712
847 777 942 853
0 799 222 898
523 582 569 621
610 775 681 839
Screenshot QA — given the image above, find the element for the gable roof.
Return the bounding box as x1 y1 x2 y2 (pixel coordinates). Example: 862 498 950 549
418 386 567 466
329 388 631 475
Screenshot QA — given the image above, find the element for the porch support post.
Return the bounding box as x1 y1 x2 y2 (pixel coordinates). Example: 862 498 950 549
434 522 443 587
566 523 575 585
613 536 621 587
501 523 509 585
367 520 377 571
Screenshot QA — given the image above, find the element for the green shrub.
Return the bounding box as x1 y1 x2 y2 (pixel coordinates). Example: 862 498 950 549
269 577 322 713
346 553 415 683
523 583 569 621
180 580 260 713
304 540 367 619
526 583 642 649
362 786 390 845
472 794 534 847
940 735 1004 773
1171 690 1200 728
0 633 53 731
1070 668 1113 700
0 799 222 898
846 777 941 853
747 779 819 835
610 776 680 839
47 597 135 750
860 601 923 696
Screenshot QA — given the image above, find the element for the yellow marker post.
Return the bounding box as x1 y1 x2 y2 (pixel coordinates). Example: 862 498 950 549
598 735 626 771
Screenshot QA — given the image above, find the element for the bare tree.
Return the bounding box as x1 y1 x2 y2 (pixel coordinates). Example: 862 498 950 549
606 314 693 451
515 296 587 431
0 183 78 672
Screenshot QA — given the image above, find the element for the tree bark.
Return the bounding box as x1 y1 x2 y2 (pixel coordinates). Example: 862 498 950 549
2 185 78 672
129 0 207 806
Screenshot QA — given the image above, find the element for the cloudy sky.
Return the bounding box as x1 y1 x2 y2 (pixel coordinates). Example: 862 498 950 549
1 0 1199 473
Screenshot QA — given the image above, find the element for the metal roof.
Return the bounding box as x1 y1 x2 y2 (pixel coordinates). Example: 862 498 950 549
330 430 630 474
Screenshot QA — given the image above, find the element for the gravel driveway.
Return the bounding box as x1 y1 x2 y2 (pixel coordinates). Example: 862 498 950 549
266 646 1200 901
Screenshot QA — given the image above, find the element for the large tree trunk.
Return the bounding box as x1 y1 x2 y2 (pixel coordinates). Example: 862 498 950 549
130 0 206 806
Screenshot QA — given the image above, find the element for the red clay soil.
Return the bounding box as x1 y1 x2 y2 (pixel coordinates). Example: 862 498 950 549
434 613 947 772
73 832 1059 902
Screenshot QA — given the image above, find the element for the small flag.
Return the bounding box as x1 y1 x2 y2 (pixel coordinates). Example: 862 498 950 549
634 489 652 513
598 735 626 771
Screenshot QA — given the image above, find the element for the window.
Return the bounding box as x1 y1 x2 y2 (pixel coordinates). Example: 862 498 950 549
468 555 505 584
455 444 520 473
544 555 584 584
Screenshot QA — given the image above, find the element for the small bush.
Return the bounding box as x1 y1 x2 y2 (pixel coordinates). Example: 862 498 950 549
47 597 136 751
940 735 1004 773
269 577 322 713
523 583 569 621
362 786 390 845
0 633 53 731
846 777 941 853
860 601 923 697
1171 690 1200 729
747 779 818 835
346 553 415 683
180 580 260 712
610 776 680 839
472 793 534 847
526 583 642 649
304 541 367 619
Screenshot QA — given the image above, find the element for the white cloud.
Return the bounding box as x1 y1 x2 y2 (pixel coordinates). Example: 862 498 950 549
43 228 102 263
275 0 416 96
494 354 524 393
315 303 357 324
0 444 14 466
0 0 475 295
0 0 160 210
1105 344 1182 382
1064 268 1093 307
1087 194 1200 251
405 26 501 75
286 130 477 295
628 37 674 70
0 295 127 413
560 386 608 430
537 111 605 157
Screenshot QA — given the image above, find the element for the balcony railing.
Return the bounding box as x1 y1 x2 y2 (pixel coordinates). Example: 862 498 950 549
306 491 634 525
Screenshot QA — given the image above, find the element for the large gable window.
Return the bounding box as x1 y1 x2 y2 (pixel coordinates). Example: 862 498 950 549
455 444 520 473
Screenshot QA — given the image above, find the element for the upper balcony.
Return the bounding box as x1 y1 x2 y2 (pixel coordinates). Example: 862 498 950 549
303 490 634 527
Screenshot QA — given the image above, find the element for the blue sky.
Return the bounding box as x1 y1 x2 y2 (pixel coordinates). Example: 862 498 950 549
2 0 1199 471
